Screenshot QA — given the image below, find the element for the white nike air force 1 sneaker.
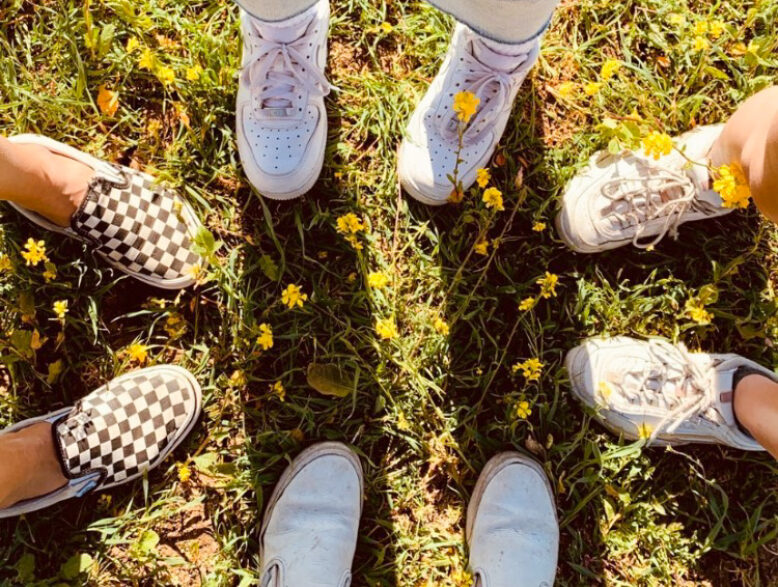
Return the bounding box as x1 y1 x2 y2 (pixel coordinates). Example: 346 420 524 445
237 0 332 200
399 24 540 205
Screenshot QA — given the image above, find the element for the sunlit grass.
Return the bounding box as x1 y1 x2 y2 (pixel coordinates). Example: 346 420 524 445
0 0 776 585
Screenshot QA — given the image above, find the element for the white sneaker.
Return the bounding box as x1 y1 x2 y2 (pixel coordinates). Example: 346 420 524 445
398 24 540 205
467 453 559 587
556 124 734 253
259 442 363 587
236 0 331 200
566 336 772 450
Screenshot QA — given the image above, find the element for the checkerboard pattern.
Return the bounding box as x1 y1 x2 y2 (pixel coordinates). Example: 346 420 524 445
72 167 202 282
55 370 197 485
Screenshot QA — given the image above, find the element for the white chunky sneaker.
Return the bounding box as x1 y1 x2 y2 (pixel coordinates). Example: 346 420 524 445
237 0 331 200
259 442 363 587
398 24 540 205
556 124 734 253
467 453 559 587
566 336 772 450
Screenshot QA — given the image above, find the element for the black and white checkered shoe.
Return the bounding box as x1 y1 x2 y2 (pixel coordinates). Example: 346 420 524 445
7 135 205 290
0 365 201 519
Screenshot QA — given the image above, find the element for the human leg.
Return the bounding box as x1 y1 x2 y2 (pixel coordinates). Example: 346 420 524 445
0 136 93 227
710 86 778 222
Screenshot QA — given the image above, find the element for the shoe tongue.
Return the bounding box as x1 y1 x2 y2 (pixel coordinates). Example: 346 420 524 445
255 16 313 110
259 14 311 43
472 37 533 72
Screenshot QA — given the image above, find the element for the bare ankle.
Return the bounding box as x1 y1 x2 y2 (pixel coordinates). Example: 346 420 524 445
0 423 66 509
40 151 93 226
734 374 778 439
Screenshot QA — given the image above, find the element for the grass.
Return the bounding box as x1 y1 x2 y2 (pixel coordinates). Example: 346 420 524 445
0 0 777 585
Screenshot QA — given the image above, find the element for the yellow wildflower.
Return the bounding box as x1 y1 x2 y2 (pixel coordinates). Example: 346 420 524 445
433 317 450 335
708 20 725 39
155 65 175 86
281 284 308 309
474 237 489 256
600 59 621 81
126 343 149 364
186 65 203 81
514 358 544 382
556 81 577 98
693 36 710 52
53 300 68 320
375 317 398 340
693 21 708 36
367 271 390 289
518 297 535 311
536 272 559 298
0 255 12 272
482 187 504 211
257 323 274 350
138 48 156 70
637 422 653 440
583 82 602 96
380 21 393 33
21 238 48 267
453 91 480 124
177 463 192 483
642 131 674 160
126 37 140 53
271 380 286 402
476 168 491 188
336 213 366 250
686 299 713 325
713 163 751 209
229 370 247 388
532 222 546 232
516 400 532 419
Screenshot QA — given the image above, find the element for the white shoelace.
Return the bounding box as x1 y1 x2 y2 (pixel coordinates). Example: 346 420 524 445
441 38 537 144
244 20 331 115
601 160 718 249
616 339 717 442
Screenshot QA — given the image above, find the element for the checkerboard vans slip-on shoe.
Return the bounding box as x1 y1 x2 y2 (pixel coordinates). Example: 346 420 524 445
7 135 205 290
0 365 201 519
